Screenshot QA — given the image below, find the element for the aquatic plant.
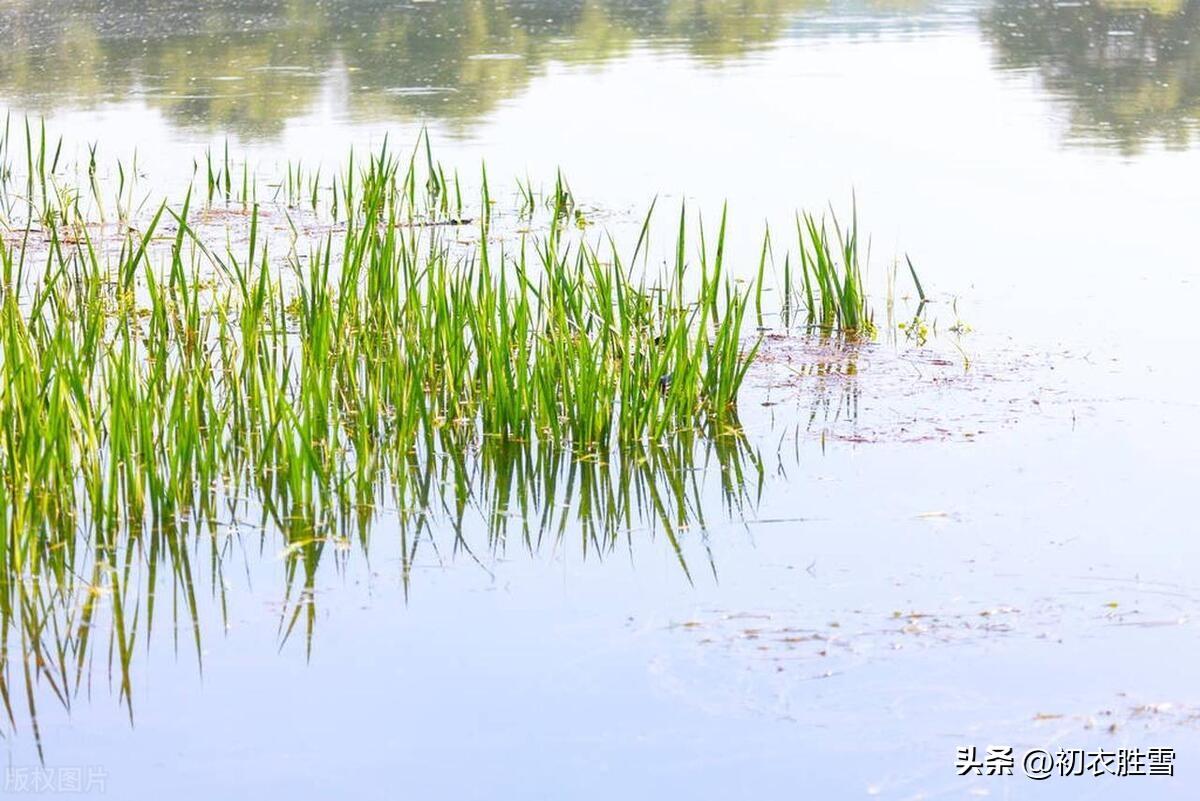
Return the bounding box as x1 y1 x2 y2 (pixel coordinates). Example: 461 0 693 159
0 123 924 758
781 204 874 336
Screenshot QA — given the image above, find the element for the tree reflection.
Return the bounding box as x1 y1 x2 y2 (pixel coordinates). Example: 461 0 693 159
982 0 1200 153
0 0 824 136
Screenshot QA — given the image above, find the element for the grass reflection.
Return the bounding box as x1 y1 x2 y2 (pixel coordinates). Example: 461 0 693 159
0 427 763 759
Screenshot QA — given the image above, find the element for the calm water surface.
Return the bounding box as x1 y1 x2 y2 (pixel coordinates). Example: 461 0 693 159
2 1 1199 799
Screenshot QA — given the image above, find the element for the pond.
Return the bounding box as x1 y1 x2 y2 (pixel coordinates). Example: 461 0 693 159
1 1 1199 799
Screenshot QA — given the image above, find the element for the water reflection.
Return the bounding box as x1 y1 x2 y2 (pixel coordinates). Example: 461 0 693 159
5 0 1197 152
0 433 762 757
982 0 1200 153
0 0 824 136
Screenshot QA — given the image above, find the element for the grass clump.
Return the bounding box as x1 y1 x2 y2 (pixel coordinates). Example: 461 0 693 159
0 131 771 754
0 139 761 551
0 125 925 754
776 203 874 336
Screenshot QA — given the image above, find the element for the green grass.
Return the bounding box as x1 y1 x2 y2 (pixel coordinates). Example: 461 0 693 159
780 202 874 336
0 123 922 756
0 125 927 574
0 129 768 751
0 139 761 529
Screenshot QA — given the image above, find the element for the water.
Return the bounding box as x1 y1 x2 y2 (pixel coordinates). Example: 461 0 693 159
2 1 1199 798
